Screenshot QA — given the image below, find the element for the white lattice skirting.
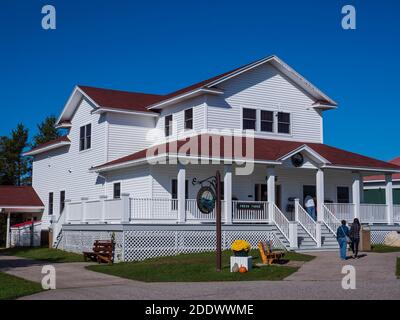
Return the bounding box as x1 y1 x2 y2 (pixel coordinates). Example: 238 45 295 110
60 225 284 262
370 231 392 245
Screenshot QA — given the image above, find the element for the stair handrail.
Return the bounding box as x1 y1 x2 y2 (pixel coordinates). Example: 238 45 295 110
322 204 340 236
271 203 290 242
52 208 66 247
296 202 318 243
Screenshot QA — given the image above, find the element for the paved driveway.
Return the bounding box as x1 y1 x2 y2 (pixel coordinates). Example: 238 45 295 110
0 251 399 300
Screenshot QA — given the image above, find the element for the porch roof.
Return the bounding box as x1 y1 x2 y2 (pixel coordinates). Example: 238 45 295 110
0 186 44 213
364 157 400 182
91 135 400 174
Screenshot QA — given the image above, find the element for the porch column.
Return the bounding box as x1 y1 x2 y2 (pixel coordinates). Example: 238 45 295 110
177 164 186 223
6 212 11 249
316 168 324 222
352 172 362 219
385 174 394 225
267 167 276 216
224 165 232 224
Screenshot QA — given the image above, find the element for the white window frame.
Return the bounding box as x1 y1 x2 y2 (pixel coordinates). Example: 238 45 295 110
184 108 193 130
79 122 92 152
113 182 122 199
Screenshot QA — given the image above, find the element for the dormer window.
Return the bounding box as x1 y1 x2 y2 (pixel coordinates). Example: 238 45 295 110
79 123 91 151
242 108 257 130
277 112 291 134
165 115 173 137
184 108 193 130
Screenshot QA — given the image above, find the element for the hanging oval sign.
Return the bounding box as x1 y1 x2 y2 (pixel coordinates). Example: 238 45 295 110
196 186 216 214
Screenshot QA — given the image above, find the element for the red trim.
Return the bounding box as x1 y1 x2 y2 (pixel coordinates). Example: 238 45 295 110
11 220 41 228
26 135 70 154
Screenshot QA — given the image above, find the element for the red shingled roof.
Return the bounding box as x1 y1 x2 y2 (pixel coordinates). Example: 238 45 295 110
11 220 41 228
0 186 44 208
78 86 164 113
26 135 70 154
364 157 400 181
93 135 400 172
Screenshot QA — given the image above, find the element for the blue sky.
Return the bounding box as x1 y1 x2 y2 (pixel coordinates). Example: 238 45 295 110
0 0 399 161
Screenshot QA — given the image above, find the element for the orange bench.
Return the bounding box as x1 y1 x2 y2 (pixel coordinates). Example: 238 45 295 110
83 240 114 264
257 241 285 265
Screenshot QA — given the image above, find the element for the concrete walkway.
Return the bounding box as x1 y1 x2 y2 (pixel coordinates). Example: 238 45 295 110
0 251 399 300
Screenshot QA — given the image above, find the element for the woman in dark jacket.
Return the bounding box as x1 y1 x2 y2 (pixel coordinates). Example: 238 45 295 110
350 218 361 258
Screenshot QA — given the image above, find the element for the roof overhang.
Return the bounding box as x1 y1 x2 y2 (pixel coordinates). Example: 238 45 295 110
92 107 159 118
147 88 224 110
0 206 44 213
23 140 71 156
321 164 400 174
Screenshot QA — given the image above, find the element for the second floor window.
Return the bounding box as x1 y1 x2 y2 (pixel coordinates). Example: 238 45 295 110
277 112 290 134
60 190 65 213
261 110 274 132
79 123 91 151
113 183 121 199
242 108 257 130
49 192 54 215
184 108 193 130
165 115 173 137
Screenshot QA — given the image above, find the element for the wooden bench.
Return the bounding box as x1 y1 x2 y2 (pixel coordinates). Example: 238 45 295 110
257 241 285 265
83 240 114 264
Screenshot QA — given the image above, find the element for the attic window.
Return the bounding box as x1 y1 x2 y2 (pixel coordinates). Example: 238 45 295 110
79 123 92 151
184 108 193 130
277 112 290 134
242 108 256 130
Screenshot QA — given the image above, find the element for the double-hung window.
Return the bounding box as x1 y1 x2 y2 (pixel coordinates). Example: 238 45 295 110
113 183 121 199
277 112 291 134
260 111 274 132
184 108 193 130
48 192 54 215
242 108 257 130
79 124 92 151
60 191 65 213
165 115 173 137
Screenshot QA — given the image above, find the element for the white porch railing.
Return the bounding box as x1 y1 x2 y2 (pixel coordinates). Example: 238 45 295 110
360 204 387 223
324 203 355 221
394 205 400 223
323 204 341 236
131 198 178 221
232 201 269 223
185 199 225 222
271 203 290 242
296 202 317 242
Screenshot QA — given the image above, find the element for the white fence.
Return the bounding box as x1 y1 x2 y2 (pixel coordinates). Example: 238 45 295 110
323 204 341 236
394 205 400 223
10 222 41 247
131 198 178 222
324 203 355 221
296 202 317 242
232 201 269 223
360 204 387 223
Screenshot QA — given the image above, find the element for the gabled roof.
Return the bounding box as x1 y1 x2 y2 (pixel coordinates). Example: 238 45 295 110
57 55 338 124
0 186 44 209
91 135 400 173
78 85 164 113
364 157 400 182
24 135 70 156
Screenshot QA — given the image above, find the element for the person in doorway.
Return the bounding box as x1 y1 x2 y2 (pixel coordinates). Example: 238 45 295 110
304 195 316 220
336 220 350 261
349 218 361 258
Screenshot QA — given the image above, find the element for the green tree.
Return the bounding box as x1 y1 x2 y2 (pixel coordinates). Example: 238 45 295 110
32 115 61 147
0 124 31 186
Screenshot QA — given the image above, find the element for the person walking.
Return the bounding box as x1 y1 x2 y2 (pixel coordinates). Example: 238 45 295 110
350 218 361 258
336 220 350 260
304 195 316 221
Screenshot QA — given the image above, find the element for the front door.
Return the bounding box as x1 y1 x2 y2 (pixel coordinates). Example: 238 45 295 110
254 184 282 209
303 185 316 206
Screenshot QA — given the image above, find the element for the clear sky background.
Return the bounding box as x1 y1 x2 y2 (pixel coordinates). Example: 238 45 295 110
0 0 399 161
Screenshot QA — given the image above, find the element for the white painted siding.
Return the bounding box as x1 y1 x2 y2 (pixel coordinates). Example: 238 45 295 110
206 63 323 143
106 113 156 161
155 96 206 140
32 98 106 229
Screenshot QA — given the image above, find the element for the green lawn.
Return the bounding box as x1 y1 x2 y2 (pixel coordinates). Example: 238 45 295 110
371 244 400 253
0 271 42 300
0 247 84 263
87 249 314 282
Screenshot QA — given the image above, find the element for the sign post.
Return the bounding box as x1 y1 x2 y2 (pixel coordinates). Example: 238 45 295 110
193 170 222 272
